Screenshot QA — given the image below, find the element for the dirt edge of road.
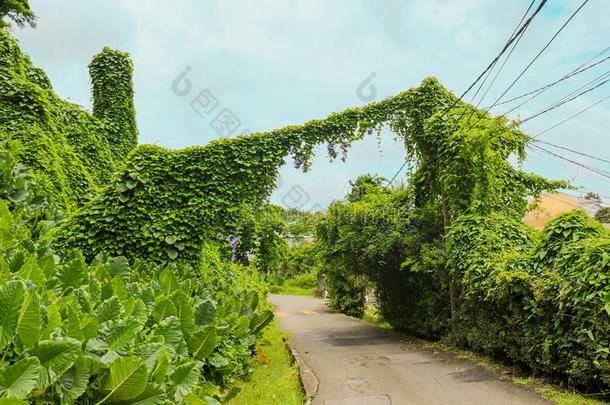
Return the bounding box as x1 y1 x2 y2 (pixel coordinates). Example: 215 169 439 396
285 337 319 404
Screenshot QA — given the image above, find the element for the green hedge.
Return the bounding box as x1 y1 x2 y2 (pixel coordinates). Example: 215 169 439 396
449 211 610 390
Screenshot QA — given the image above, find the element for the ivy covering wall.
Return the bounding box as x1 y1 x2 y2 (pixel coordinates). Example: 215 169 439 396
0 30 136 210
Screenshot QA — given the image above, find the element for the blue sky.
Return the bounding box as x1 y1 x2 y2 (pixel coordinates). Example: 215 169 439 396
8 0 610 210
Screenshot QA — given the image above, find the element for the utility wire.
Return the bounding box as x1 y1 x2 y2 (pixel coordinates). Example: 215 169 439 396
387 159 410 186
496 49 610 112
455 0 588 139
520 76 610 123
531 69 610 114
486 0 590 111
528 143 610 180
533 94 610 138
456 1 538 129
466 0 537 107
531 138 610 165
437 0 547 120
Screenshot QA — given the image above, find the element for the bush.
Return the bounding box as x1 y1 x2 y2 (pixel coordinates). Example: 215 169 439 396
449 210 610 390
0 199 274 403
594 206 610 224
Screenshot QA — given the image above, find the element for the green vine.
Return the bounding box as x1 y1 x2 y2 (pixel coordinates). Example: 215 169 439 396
0 30 136 210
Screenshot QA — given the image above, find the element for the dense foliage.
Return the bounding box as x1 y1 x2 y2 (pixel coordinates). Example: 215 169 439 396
317 176 448 331
0 31 133 210
0 139 273 404
318 173 610 392
51 78 443 266
595 206 610 224
449 210 610 390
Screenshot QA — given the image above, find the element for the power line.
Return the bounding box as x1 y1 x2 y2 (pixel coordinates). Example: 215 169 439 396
531 138 610 165
457 1 539 129
438 0 547 119
486 0 590 111
520 76 610 123
533 93 610 138
467 0 537 108
498 49 610 114
531 69 610 114
387 159 410 186
455 0 589 140
528 143 610 180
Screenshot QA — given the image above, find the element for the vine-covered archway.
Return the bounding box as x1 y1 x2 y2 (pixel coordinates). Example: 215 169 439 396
54 77 563 267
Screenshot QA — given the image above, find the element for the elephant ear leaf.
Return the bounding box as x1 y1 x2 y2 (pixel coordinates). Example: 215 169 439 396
193 299 216 329
187 326 216 360
171 290 195 337
0 399 28 404
249 310 274 334
107 383 165 405
169 361 199 402
32 337 81 389
0 280 25 351
0 357 40 399
105 256 131 283
100 356 148 402
245 291 258 312
56 355 91 405
15 292 41 350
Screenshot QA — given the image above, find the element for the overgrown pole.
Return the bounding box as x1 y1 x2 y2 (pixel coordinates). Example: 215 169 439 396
441 184 456 335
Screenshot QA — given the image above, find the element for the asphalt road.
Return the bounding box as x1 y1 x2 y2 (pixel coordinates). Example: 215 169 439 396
268 294 553 405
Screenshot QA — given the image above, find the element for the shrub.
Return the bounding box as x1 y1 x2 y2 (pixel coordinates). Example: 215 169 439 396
594 206 610 224
0 199 274 403
449 210 610 390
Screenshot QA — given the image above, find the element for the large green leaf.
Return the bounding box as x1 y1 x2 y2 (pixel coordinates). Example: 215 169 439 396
158 269 180 296
194 299 216 329
187 326 216 360
106 257 131 283
95 296 123 323
150 350 169 384
17 256 45 290
107 383 165 405
65 308 84 342
152 316 183 358
0 399 28 404
134 343 164 372
169 361 199 402
31 337 81 389
249 310 274 334
100 356 148 402
0 280 25 350
244 291 259 312
15 292 41 350
0 357 40 399
86 318 141 364
232 315 249 338
56 355 91 405
151 296 177 324
171 290 195 337
40 303 61 341
56 254 87 291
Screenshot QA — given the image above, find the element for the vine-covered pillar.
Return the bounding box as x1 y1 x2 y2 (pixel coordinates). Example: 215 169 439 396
89 47 138 160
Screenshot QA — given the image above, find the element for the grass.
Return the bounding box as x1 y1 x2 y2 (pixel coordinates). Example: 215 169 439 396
271 286 316 296
359 308 609 405
513 378 608 405
226 319 306 405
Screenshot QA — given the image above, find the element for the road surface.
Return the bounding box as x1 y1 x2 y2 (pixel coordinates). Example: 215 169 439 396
268 294 552 405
